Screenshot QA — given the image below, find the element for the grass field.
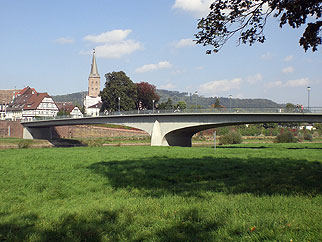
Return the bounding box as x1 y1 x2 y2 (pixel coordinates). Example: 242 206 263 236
0 144 321 241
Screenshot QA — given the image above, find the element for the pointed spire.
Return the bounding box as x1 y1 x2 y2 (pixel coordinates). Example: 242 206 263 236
89 49 99 77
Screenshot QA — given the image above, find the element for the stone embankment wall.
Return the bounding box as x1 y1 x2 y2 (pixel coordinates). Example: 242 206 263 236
54 125 149 139
0 120 149 139
0 120 23 138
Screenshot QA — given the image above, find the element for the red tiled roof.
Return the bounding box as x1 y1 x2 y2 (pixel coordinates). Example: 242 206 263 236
24 92 50 110
7 87 54 111
17 86 37 96
56 102 76 112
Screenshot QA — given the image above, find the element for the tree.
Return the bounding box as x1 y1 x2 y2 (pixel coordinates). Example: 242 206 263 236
213 98 221 108
158 98 174 110
176 101 187 110
286 103 296 112
195 0 322 53
136 82 160 110
100 71 137 112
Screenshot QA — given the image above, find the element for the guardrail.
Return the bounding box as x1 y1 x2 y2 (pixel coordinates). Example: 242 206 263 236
20 107 322 122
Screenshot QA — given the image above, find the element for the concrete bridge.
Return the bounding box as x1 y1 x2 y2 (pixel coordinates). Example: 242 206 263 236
21 110 322 147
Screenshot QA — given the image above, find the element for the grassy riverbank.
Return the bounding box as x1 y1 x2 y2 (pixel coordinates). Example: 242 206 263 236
0 144 321 241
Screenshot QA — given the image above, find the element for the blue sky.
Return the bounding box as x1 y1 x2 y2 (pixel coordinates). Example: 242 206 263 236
1 0 321 106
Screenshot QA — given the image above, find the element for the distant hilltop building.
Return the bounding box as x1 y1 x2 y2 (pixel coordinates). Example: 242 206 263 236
84 49 102 116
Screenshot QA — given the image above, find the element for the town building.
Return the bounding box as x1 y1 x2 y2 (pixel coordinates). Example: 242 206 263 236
56 102 83 118
0 89 19 120
84 49 102 116
6 87 58 121
86 102 102 117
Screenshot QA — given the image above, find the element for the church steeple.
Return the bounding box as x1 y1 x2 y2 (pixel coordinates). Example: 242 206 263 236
89 49 99 77
88 49 101 97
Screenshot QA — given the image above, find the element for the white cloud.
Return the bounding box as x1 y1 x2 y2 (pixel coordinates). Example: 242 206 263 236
82 29 142 58
55 37 74 44
159 83 176 90
172 0 213 16
283 55 294 62
95 40 142 59
285 78 309 87
265 78 309 88
195 66 204 70
265 81 283 88
174 38 194 48
282 66 294 74
261 52 272 60
247 73 263 84
135 61 172 73
84 29 131 43
199 78 242 96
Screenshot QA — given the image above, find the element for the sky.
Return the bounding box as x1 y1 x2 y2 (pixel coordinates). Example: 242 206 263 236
0 0 321 106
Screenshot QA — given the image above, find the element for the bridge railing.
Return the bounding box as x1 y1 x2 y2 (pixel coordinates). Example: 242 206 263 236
21 107 322 122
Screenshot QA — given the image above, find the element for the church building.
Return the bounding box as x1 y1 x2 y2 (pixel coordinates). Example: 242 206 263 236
84 49 102 116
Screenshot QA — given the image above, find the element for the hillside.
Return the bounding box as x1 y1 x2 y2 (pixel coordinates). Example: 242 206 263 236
52 91 87 107
53 89 282 109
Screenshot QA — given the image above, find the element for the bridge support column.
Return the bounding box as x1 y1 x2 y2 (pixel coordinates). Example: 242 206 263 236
151 120 168 146
150 120 193 147
23 127 53 140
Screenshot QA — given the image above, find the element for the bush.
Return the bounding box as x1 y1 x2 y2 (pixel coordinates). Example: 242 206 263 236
298 131 313 142
17 140 32 149
275 130 297 143
220 131 242 145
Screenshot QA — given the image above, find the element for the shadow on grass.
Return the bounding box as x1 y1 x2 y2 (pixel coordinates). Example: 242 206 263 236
0 210 135 242
0 208 228 241
88 156 322 197
49 138 86 148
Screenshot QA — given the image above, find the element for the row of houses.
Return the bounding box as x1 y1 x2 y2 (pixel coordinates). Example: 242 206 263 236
0 87 83 121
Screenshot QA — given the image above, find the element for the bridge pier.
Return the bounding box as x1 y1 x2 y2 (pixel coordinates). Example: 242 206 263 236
150 120 194 147
23 127 54 140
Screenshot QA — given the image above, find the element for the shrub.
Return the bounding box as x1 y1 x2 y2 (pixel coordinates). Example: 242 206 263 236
304 132 313 141
17 140 32 149
275 130 297 143
220 131 242 145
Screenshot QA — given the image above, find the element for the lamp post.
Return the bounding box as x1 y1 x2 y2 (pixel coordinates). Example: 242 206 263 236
195 91 198 111
118 97 121 114
152 99 155 113
229 94 232 112
307 86 311 112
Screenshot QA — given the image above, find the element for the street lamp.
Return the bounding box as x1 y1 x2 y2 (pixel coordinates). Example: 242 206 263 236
307 86 310 112
118 97 121 114
152 99 155 113
195 91 198 110
229 94 232 112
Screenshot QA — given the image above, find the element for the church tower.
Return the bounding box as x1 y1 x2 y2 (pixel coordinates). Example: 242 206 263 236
84 49 102 116
88 49 100 97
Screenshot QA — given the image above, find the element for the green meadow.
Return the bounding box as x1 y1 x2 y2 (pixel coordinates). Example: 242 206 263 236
0 144 321 241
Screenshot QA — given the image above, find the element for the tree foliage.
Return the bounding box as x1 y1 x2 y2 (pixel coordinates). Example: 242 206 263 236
158 98 174 110
175 101 187 110
195 0 322 53
136 82 160 110
100 71 137 112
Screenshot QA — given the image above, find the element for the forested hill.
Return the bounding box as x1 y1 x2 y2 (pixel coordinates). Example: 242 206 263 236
52 91 87 106
52 89 282 108
156 89 282 108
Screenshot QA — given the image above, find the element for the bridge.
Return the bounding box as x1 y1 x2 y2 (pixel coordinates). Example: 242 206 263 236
21 108 322 147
